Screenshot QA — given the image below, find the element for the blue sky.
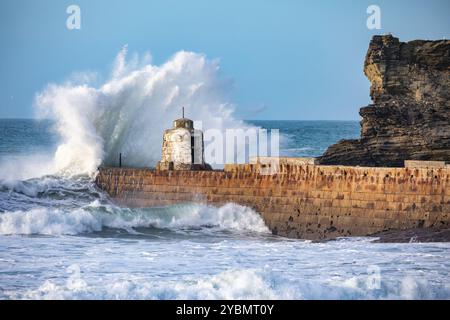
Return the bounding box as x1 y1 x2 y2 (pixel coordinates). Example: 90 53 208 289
0 0 449 120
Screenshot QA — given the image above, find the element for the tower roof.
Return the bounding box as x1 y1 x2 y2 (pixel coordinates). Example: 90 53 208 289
173 106 194 129
173 117 193 129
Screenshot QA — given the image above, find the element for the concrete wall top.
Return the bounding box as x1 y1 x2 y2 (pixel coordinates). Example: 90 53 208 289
100 162 450 181
250 156 317 165
405 160 447 168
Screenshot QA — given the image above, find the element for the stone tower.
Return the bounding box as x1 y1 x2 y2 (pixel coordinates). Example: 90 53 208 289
157 108 211 171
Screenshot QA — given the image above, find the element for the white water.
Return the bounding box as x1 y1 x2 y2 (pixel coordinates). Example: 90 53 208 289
2 233 449 300
0 202 269 236
34 47 254 177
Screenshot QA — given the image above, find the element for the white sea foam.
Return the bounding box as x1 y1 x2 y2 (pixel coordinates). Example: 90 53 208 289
150 202 270 232
11 268 280 300
0 202 269 235
34 48 255 177
8 265 449 300
0 208 102 235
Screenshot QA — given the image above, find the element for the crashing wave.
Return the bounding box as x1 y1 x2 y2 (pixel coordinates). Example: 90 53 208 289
34 48 255 177
0 202 269 236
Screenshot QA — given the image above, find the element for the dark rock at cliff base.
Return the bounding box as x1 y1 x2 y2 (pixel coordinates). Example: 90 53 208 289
319 35 450 167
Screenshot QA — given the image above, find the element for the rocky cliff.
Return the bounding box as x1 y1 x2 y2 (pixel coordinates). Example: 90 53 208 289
319 35 450 167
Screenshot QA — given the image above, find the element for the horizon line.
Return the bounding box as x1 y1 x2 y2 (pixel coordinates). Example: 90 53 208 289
0 117 361 122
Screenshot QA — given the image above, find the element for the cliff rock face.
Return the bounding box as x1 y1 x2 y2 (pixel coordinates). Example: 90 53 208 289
319 35 450 167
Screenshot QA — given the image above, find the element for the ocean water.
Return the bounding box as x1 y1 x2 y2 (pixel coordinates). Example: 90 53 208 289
249 120 360 158
1 119 450 300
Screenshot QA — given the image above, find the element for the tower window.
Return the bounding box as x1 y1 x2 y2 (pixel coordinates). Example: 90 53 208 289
191 135 195 164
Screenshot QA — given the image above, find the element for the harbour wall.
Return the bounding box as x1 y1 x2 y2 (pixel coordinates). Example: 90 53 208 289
95 163 450 240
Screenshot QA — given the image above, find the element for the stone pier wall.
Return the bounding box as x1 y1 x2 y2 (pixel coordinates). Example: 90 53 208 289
95 164 450 240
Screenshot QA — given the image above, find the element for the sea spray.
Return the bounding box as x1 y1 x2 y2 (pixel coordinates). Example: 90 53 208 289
35 48 255 177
